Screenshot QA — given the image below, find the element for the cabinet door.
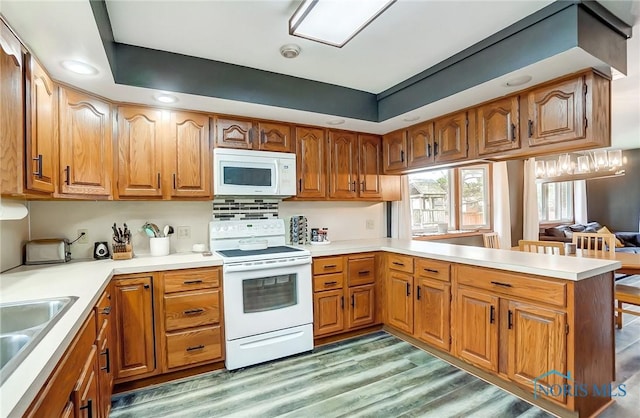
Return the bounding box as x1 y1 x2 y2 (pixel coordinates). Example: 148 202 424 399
328 130 358 199
358 134 382 199
387 271 414 333
73 345 99 418
58 88 112 196
527 76 586 146
382 130 407 173
455 287 498 372
116 106 164 197
415 278 451 351
95 290 113 418
214 117 254 149
257 121 292 152
347 284 375 329
477 97 520 156
168 111 211 198
26 57 57 193
313 289 344 336
113 277 155 379
407 122 434 168
434 111 468 163
0 21 24 195
295 127 326 198
507 301 567 400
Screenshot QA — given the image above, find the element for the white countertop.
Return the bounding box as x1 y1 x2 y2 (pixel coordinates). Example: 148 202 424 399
0 240 620 417
0 252 223 418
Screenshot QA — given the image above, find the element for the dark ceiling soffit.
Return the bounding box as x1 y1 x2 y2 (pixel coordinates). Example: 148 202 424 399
578 7 627 73
580 0 633 38
88 0 116 76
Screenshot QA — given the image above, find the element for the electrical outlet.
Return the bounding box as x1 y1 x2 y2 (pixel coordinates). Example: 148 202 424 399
77 229 89 244
366 219 375 230
177 226 191 239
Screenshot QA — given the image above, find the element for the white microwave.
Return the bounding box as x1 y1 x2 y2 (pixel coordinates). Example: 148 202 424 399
213 148 297 197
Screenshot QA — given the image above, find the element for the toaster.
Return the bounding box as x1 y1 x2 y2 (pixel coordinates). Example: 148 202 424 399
25 239 71 265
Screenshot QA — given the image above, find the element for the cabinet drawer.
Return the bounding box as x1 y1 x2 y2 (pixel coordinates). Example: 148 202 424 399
313 256 344 275
387 253 414 274
166 326 222 369
348 257 375 286
163 268 220 293
415 258 450 282
456 265 566 307
313 273 344 292
164 290 220 331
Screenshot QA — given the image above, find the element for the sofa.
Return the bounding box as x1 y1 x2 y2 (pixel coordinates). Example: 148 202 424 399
539 222 640 253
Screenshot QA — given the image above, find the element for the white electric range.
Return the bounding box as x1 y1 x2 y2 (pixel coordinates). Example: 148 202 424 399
209 219 313 370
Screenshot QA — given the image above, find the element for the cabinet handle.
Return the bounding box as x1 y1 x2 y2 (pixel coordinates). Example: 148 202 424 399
100 348 110 373
323 264 337 269
324 281 337 286
528 120 534 138
298 178 302 192
400 150 405 162
173 173 177 189
186 344 205 352
490 306 495 324
64 165 70 185
261 130 266 144
423 268 439 273
183 308 205 315
79 399 93 418
143 284 150 289
433 141 438 156
511 123 517 141
490 281 512 287
427 143 432 157
406 282 411 297
508 310 513 329
352 181 357 192
101 306 111 315
360 181 365 192
416 285 421 300
184 279 204 284
157 173 161 189
392 261 405 267
358 270 370 275
341 296 344 309
351 294 355 307
33 155 43 178
248 128 254 144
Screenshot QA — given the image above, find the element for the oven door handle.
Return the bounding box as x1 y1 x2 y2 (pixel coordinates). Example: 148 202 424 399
224 257 311 273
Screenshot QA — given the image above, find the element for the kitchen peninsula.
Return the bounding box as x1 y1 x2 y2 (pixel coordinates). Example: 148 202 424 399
0 239 620 418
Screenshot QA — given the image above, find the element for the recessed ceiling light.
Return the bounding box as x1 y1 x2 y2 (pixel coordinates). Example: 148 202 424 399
505 75 532 87
61 60 99 75
326 118 345 126
402 115 420 122
280 44 301 59
154 94 178 104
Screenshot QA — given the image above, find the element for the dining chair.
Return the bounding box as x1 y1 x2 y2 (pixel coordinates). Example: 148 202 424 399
483 232 500 249
615 284 640 329
572 232 616 255
518 240 565 255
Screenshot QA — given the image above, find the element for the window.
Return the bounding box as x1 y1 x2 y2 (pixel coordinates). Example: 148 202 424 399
409 165 491 234
537 181 574 223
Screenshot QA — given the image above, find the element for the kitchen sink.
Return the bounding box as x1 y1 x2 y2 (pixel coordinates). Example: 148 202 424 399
0 296 78 384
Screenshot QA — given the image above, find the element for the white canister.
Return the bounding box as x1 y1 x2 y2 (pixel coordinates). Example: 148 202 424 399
150 237 170 256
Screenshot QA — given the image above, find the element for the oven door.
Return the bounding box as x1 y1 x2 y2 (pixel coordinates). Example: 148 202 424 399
214 154 278 196
223 259 312 340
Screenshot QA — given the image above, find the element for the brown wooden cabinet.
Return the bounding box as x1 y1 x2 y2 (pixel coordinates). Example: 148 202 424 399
415 277 450 351
0 20 24 195
295 126 326 198
58 88 113 197
386 253 414 334
25 56 57 193
94 288 114 418
73 345 99 418
357 134 383 199
382 129 407 173
113 276 155 380
313 289 345 336
433 111 468 163
347 284 375 329
407 122 434 168
477 97 520 156
328 130 358 199
214 116 292 152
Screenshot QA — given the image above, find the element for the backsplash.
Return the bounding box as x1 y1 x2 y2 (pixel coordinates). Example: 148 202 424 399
212 199 279 220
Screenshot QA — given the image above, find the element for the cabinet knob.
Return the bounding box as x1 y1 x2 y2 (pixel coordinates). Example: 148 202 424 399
144 284 150 289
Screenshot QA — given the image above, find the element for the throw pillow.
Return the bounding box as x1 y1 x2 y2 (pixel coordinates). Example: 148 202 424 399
597 226 624 248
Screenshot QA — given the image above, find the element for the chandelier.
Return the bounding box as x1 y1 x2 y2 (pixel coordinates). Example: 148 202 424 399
535 149 626 183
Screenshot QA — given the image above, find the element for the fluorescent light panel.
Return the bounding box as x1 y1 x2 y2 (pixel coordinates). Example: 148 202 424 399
290 0 396 48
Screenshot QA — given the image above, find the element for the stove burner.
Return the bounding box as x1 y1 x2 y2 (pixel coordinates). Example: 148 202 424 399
217 246 305 258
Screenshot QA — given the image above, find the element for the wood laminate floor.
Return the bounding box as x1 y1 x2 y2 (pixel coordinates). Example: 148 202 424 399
110 276 640 418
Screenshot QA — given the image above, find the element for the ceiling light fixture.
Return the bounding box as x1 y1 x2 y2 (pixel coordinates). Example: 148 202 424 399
326 118 345 126
280 44 301 59
402 115 420 122
61 60 99 75
154 94 178 104
289 0 396 48
505 75 532 87
535 149 626 184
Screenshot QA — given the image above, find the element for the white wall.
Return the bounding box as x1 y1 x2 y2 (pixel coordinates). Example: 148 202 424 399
611 22 640 150
0 216 29 272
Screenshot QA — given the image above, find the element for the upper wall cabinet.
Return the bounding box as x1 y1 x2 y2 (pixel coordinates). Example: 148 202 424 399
358 134 383 199
58 87 113 197
382 130 407 173
328 130 358 199
294 126 326 199
167 111 210 198
0 20 24 195
433 111 468 163
407 122 435 168
477 97 520 156
214 116 293 152
26 57 57 194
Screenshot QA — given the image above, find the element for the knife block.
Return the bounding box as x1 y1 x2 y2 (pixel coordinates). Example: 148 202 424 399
112 242 132 260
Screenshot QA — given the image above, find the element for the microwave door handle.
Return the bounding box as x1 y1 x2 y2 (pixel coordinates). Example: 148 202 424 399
273 159 279 194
